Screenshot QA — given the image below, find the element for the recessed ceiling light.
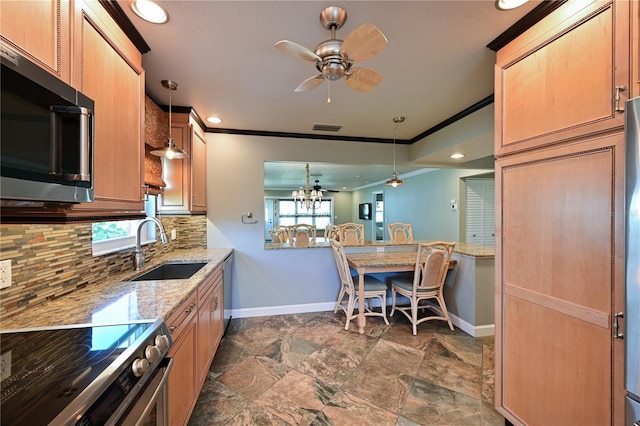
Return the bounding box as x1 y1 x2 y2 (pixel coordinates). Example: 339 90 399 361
130 0 169 24
496 0 529 10
450 153 465 159
207 116 222 124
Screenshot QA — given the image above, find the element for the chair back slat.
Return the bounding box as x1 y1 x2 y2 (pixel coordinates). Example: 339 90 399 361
330 240 354 292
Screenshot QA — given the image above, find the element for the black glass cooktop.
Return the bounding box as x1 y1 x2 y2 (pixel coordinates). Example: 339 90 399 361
0 321 155 425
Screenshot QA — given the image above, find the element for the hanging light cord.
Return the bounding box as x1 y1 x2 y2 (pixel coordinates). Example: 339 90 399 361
392 116 404 173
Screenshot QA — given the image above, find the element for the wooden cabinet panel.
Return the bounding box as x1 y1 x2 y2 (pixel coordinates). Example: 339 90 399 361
0 0 71 82
71 1 144 214
159 123 190 213
495 0 630 156
159 113 207 215
495 131 625 425
196 279 214 388
191 124 207 213
167 292 198 426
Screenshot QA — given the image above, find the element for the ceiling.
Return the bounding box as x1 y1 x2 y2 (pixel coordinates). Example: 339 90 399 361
117 0 541 189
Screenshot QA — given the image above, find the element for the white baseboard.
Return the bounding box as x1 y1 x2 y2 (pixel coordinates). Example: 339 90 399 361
230 302 336 319
231 303 495 338
449 313 495 337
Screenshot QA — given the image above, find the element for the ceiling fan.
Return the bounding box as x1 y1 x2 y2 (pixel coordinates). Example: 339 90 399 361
313 179 340 193
274 6 387 97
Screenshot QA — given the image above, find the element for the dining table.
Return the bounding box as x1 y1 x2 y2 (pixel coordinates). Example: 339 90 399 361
346 250 456 334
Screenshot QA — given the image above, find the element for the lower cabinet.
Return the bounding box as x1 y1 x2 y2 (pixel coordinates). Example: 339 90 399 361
167 265 224 425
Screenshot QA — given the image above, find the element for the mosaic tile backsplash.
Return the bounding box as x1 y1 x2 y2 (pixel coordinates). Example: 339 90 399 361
0 216 207 321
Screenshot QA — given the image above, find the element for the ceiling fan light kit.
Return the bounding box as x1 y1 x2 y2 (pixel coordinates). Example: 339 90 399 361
275 6 387 101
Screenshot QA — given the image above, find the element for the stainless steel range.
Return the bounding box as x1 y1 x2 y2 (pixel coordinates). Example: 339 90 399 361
0 318 173 425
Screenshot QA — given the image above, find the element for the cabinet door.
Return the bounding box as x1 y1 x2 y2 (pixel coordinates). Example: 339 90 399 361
495 0 630 156
190 124 207 213
212 279 224 350
159 123 190 214
0 0 71 83
495 131 625 425
196 285 214 388
465 178 495 246
71 1 144 213
168 312 197 426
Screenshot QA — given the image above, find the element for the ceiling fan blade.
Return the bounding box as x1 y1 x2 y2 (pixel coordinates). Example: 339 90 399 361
295 75 325 92
275 40 321 62
341 23 387 63
344 67 382 93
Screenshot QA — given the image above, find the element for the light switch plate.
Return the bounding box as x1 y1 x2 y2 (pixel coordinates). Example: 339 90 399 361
1 350 11 381
0 260 11 289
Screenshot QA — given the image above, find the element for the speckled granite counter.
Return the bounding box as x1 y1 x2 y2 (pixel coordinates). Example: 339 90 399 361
265 239 494 258
1 248 233 331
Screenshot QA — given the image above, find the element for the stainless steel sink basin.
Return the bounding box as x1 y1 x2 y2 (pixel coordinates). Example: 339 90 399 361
132 262 207 281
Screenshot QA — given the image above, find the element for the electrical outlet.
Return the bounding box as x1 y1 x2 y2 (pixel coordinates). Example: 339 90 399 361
171 229 177 240
376 246 384 253
0 260 11 289
1 350 11 381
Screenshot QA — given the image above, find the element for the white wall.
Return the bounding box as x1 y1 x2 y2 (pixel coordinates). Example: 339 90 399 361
206 134 406 317
206 114 494 317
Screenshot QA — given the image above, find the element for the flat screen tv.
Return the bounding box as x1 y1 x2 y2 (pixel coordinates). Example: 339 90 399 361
358 203 372 220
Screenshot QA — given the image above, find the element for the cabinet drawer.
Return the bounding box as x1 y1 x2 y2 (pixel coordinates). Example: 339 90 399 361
166 292 197 339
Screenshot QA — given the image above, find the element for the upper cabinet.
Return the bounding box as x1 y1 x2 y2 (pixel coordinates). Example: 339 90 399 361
494 0 631 156
69 0 145 215
0 0 72 84
0 0 145 218
159 112 207 215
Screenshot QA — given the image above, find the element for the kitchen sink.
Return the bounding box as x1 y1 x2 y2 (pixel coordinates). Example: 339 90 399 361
132 262 207 281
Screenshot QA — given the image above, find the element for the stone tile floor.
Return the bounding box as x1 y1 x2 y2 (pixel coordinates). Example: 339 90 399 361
188 311 503 425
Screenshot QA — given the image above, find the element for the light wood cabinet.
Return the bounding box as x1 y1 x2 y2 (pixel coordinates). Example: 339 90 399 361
70 0 145 214
494 0 630 157
494 1 628 425
167 265 224 425
167 292 198 426
159 112 207 215
0 0 72 83
196 265 223 388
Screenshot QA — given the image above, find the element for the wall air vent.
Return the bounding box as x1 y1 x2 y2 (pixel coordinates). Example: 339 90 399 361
312 124 342 132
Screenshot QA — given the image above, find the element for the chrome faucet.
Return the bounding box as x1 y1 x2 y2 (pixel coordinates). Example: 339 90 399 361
133 217 169 271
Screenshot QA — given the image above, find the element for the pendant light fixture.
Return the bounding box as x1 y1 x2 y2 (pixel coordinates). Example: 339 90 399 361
151 80 188 160
384 116 405 188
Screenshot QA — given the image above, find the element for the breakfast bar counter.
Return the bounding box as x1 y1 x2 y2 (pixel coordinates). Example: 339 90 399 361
1 248 233 330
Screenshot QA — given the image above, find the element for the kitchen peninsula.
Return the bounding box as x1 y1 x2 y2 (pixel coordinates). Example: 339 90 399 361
265 239 495 337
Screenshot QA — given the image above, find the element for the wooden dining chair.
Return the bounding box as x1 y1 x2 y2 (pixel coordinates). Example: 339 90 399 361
330 239 389 330
339 223 364 245
289 223 316 247
388 222 413 244
390 241 456 335
325 224 340 241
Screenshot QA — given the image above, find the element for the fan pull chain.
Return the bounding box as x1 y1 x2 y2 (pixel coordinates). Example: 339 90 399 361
327 80 331 104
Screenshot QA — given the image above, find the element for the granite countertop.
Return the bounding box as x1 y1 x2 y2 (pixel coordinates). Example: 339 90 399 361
1 248 233 331
265 239 494 258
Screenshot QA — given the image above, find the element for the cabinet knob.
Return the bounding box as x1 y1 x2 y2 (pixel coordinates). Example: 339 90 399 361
614 85 626 113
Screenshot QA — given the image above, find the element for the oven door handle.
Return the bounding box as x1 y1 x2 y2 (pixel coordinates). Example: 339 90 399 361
134 357 174 426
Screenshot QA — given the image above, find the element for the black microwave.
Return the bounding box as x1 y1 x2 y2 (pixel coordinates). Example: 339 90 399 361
1 42 94 205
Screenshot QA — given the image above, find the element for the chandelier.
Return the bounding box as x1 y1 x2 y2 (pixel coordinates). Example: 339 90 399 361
292 163 323 210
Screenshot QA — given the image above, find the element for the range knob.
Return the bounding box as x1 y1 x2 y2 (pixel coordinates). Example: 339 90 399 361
155 334 170 352
145 345 162 364
132 358 150 377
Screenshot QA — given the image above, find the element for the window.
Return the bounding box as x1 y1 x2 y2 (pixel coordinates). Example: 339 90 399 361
277 199 333 229
91 196 158 256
